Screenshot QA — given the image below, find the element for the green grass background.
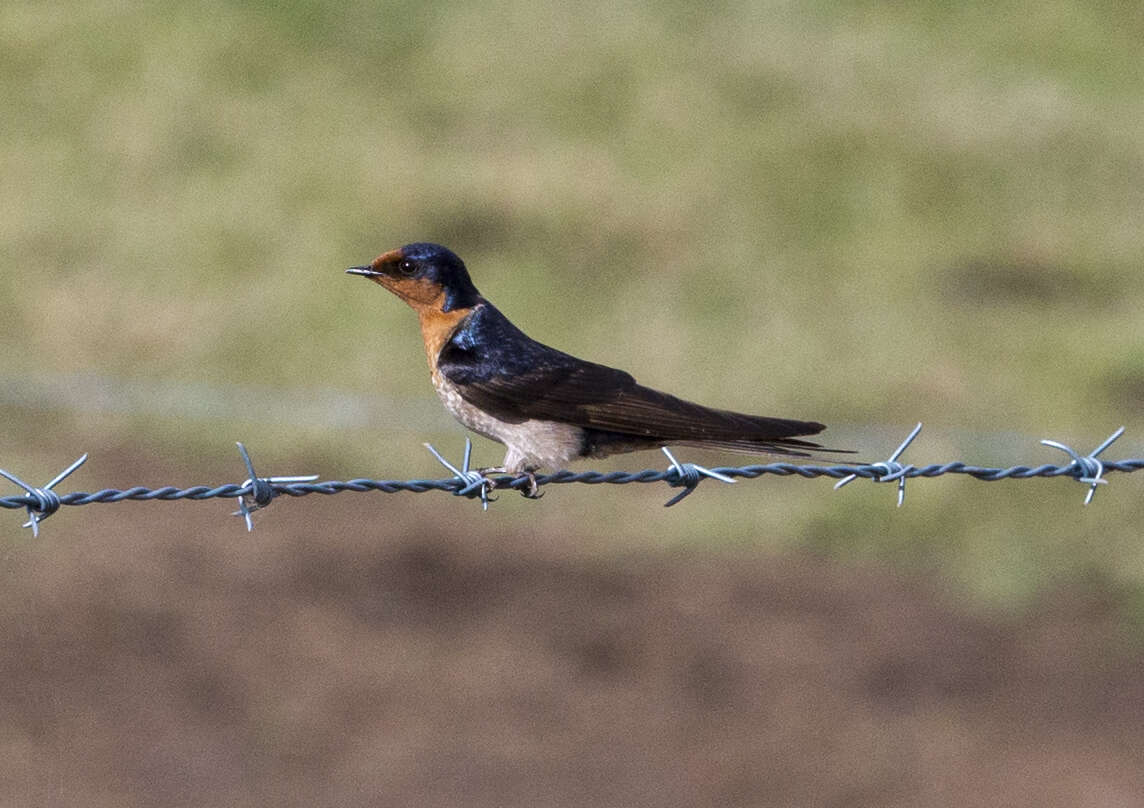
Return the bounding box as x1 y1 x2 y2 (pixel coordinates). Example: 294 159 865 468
3 0 1143 607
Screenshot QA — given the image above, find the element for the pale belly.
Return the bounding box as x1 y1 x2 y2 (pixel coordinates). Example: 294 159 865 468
431 370 585 471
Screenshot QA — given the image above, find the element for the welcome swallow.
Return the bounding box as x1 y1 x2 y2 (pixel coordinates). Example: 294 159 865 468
347 243 842 483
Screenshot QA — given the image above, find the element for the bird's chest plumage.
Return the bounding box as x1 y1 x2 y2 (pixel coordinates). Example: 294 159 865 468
429 362 585 472
423 304 585 476
430 368 502 438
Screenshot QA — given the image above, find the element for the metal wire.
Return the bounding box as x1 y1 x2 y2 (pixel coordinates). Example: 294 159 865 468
1 426 1141 533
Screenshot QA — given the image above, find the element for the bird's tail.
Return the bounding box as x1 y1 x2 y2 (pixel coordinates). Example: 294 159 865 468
675 435 851 458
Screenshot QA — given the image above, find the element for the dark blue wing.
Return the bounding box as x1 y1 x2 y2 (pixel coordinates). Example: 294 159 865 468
438 304 826 449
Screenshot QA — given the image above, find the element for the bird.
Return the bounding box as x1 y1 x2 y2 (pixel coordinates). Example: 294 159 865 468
347 242 843 493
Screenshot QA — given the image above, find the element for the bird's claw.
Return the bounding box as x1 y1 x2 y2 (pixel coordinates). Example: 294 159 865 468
518 471 543 499
480 467 543 500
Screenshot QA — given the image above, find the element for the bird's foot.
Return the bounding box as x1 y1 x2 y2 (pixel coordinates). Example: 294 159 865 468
480 466 544 500
519 471 543 499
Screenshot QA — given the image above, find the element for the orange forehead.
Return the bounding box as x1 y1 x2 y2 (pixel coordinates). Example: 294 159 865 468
370 247 404 269
361 247 443 309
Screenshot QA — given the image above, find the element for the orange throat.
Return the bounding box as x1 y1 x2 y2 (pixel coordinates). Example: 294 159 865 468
416 305 472 371
369 272 475 371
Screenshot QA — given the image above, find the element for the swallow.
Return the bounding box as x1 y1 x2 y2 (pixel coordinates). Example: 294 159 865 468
347 243 842 491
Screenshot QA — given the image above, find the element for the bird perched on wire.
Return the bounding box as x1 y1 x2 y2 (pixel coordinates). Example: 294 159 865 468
347 242 844 494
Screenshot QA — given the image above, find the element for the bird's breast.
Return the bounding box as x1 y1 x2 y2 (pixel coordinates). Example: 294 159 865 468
430 369 586 470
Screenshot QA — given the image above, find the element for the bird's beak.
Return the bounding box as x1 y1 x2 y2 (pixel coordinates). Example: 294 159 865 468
346 266 381 277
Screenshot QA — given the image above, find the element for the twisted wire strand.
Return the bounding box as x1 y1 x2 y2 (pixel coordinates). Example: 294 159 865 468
4 458 1144 512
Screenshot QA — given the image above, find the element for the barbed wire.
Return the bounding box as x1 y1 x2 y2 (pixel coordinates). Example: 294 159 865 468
1 424 1140 535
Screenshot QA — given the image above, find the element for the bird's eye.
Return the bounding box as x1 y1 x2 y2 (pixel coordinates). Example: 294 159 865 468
398 260 417 276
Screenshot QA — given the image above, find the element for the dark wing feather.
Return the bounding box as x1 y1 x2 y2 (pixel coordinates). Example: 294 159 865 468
439 304 830 453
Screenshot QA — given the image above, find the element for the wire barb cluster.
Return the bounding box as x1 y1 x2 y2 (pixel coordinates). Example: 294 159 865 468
1039 426 1125 506
0 454 88 537
834 422 922 507
1 425 1141 534
424 438 496 511
230 442 319 531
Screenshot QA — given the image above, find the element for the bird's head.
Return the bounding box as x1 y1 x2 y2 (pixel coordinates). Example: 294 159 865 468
346 242 480 313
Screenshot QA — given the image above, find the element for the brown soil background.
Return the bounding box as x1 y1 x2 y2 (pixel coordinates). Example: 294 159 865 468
3 463 1144 807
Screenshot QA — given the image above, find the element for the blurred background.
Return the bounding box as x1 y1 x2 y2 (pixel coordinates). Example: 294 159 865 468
3 1 1144 805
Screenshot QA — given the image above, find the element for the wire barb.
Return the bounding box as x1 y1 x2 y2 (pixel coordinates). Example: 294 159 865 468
661 447 736 507
1039 426 1125 505
0 454 88 537
423 438 496 511
231 442 319 531
834 422 922 507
